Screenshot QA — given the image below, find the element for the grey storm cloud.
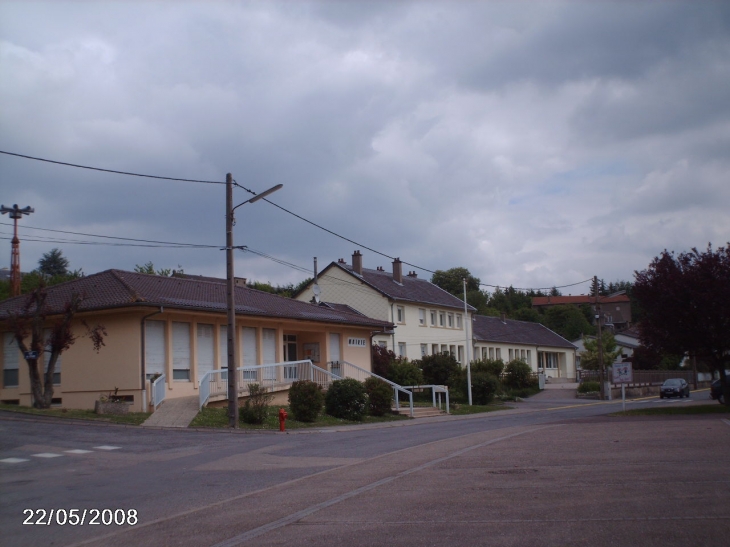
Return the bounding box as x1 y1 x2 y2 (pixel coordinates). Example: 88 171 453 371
1 1 729 292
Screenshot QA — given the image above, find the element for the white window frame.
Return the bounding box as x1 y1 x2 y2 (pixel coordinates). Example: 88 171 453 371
448 313 454 328
420 344 427 357
398 342 407 358
396 306 405 324
172 322 191 381
430 311 436 326
456 314 462 329
418 308 426 326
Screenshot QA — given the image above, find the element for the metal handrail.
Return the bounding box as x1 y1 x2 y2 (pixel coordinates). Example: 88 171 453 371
152 374 166 411
198 360 339 409
334 360 414 418
401 384 450 414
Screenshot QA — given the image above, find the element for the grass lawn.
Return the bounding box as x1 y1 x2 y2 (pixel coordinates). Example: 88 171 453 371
190 405 410 430
610 404 730 417
0 403 151 425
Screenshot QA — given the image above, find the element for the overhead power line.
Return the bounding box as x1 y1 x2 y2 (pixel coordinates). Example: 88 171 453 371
0 150 225 185
2 150 592 292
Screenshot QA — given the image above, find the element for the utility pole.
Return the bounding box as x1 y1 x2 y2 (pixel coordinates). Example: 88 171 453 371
463 278 472 405
225 174 238 428
1 204 34 297
225 176 283 428
594 275 605 400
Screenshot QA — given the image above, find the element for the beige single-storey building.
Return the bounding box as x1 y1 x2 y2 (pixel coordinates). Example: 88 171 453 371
0 270 392 411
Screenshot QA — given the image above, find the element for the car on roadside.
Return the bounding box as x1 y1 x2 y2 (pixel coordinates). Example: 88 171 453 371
659 378 690 399
710 379 725 404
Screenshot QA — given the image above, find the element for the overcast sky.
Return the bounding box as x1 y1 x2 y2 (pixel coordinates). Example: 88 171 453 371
1 1 728 295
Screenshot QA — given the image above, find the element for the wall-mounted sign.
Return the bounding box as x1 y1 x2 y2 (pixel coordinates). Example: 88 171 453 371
24 350 39 360
347 337 367 347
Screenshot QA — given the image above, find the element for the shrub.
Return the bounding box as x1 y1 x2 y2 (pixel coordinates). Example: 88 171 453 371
578 381 601 393
288 380 324 422
419 353 461 387
387 361 424 387
364 377 393 416
372 344 398 377
325 378 368 421
503 360 534 389
239 383 273 424
471 358 505 377
470 372 500 405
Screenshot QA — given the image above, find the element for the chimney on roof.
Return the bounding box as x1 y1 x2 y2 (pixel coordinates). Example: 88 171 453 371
407 271 417 278
392 258 403 283
338 258 346 264
377 266 384 272
501 312 506 324
234 277 247 287
352 250 363 275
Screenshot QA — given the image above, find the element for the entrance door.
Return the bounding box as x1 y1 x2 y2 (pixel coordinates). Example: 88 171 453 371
283 334 298 380
329 333 341 377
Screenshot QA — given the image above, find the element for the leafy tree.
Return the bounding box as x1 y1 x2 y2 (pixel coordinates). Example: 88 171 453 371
38 248 69 277
541 304 595 340
418 352 461 387
431 267 480 296
579 332 622 370
6 285 107 408
631 346 684 371
511 307 542 323
371 344 399 377
633 243 730 405
134 262 181 276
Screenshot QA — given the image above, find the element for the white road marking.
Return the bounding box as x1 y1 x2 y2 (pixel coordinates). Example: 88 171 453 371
93 445 121 450
65 449 93 454
31 453 63 458
1 457 30 464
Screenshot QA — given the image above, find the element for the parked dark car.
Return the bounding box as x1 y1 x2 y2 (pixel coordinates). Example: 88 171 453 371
710 379 725 404
659 378 690 399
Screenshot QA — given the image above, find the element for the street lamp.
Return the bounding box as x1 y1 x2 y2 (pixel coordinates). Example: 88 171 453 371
225 174 282 428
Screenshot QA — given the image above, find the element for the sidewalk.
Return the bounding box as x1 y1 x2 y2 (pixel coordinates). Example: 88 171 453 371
141 396 199 428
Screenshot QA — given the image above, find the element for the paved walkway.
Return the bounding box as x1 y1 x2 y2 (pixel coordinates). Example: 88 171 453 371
141 396 200 428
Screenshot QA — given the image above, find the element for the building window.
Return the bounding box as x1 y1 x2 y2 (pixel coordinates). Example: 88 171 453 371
430 310 436 326
441 344 448 354
2 332 19 388
457 345 464 363
521 349 526 361
439 312 445 327
172 322 191 381
482 347 488 359
456 315 462 329
420 344 427 357
526 350 531 362
432 344 439 355
378 341 387 349
146 320 166 380
447 313 454 328
396 306 405 324
398 342 407 358
449 345 456 357
418 309 426 325
509 349 514 361
495 348 501 360
540 352 559 369
489 347 494 360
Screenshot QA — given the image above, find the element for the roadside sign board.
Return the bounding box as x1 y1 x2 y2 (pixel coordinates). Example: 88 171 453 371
612 363 633 384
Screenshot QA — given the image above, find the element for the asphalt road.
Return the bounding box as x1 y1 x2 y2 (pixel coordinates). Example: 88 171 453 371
1 391 728 547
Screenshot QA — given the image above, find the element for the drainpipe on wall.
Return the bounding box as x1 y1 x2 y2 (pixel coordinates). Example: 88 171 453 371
140 307 164 410
390 303 396 351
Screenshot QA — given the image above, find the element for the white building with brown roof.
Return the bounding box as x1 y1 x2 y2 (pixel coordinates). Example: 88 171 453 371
473 315 577 380
294 251 476 363
0 269 392 411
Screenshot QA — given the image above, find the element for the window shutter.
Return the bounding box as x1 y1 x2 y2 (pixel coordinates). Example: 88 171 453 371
145 320 166 376
196 324 214 379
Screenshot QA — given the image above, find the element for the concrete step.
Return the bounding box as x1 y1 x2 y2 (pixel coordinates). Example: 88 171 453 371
393 406 447 418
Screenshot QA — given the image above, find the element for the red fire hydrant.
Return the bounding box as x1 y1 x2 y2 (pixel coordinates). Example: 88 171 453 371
278 408 287 432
